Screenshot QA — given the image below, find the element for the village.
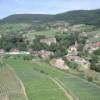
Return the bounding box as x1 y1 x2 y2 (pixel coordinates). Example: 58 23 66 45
0 31 100 72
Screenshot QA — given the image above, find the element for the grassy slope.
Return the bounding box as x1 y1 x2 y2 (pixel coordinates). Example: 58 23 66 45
6 58 100 100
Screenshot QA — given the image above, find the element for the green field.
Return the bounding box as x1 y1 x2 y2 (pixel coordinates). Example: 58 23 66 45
0 63 27 100
6 58 68 100
26 30 57 39
5 58 100 100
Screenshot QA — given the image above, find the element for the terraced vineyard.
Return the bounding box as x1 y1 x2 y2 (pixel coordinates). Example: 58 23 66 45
6 58 100 100
0 63 28 100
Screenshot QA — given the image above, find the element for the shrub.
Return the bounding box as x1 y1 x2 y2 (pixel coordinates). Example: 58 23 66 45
87 76 93 82
65 60 78 69
23 55 32 60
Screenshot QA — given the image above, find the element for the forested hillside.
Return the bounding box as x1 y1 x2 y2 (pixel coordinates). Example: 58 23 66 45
0 9 100 26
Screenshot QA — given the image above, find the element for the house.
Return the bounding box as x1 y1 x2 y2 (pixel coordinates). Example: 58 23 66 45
28 48 33 53
94 42 100 47
56 27 68 33
40 37 56 46
85 42 100 53
65 55 90 71
50 58 69 70
65 55 89 65
38 50 53 59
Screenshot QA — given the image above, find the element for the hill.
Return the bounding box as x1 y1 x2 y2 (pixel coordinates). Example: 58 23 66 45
0 14 53 24
0 9 100 26
54 9 100 26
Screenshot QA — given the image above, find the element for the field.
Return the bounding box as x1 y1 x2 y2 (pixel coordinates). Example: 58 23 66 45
0 63 28 100
0 23 32 34
5 58 100 100
26 30 57 39
6 58 68 100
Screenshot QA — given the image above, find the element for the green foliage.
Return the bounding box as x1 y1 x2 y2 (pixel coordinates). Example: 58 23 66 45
49 43 68 57
90 54 100 72
90 54 99 64
65 59 78 69
0 14 52 24
87 76 93 82
91 64 100 72
93 48 100 55
0 33 28 51
55 33 76 47
54 9 100 26
23 55 33 60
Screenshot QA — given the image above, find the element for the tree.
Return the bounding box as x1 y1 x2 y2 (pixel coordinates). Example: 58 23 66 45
90 54 100 72
90 54 99 64
93 48 100 55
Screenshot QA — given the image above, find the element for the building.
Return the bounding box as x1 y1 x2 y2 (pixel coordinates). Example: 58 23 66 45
85 42 100 53
50 58 69 70
40 37 56 46
65 55 89 65
67 41 78 56
32 50 54 59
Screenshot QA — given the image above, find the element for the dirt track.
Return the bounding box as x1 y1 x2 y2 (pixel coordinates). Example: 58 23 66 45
49 76 76 100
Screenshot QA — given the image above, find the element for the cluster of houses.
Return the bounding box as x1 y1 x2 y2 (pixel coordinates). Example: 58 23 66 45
0 35 100 71
65 41 90 71
85 42 100 53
